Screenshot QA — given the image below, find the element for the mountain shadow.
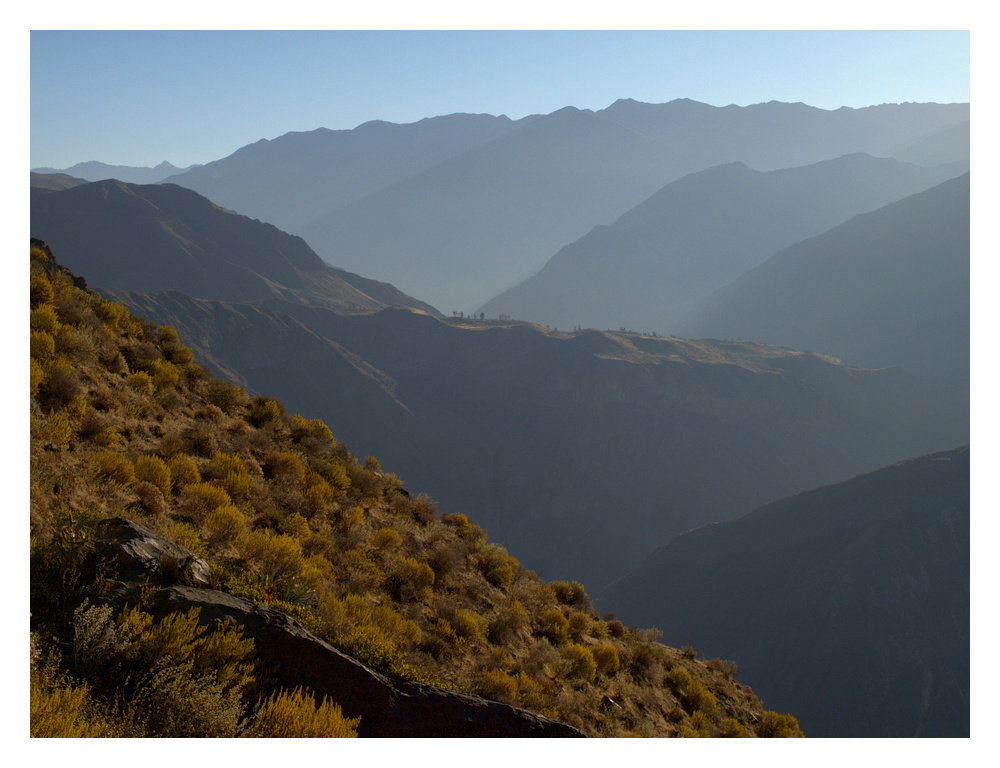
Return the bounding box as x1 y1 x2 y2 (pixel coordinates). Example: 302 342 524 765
599 446 970 737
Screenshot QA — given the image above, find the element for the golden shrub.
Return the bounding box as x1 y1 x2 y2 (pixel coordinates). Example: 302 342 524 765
266 451 305 484
95 451 135 485
372 526 403 550
180 482 232 520
252 687 359 737
30 270 54 308
592 643 621 676
203 505 246 545
562 643 597 682
448 609 485 641
30 677 110 737
126 371 154 397
43 410 73 450
135 454 172 496
31 304 60 334
166 453 200 490
30 330 55 358
240 529 306 585
150 359 179 391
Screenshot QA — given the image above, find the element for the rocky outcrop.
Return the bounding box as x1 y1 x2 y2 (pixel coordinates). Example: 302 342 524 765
91 518 583 738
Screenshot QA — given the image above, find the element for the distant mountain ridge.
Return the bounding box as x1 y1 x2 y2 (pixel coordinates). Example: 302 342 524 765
29 178 438 316
479 152 966 332
599 445 970 737
31 159 198 184
161 98 969 311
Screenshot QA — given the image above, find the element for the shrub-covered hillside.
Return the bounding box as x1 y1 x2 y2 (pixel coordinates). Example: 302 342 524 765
28 240 802 738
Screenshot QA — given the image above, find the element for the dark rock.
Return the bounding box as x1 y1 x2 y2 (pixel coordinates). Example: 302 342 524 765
90 517 583 738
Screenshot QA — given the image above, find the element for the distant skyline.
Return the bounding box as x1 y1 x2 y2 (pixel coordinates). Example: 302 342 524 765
30 30 970 170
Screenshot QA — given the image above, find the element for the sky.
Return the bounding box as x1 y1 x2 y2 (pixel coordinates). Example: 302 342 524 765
29 27 971 170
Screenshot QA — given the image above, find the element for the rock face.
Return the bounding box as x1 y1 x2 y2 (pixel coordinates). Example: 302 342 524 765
91 518 583 738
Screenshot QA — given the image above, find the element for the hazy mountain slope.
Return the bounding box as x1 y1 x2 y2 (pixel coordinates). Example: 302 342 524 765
597 99 969 171
297 107 681 311
297 100 969 312
96 283 952 592
29 179 438 315
31 159 197 184
890 120 970 167
479 153 965 332
599 446 970 737
676 173 969 407
166 113 523 233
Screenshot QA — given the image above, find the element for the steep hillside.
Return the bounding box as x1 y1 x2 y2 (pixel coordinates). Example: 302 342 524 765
29 179 439 316
599 447 970 737
97 288 951 594
676 173 969 423
29 241 800 738
479 153 965 332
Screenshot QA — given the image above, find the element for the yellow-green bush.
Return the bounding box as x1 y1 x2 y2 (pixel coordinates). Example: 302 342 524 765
30 675 110 737
95 451 134 485
667 666 717 714
43 410 73 450
719 717 750 737
203 505 246 545
282 512 311 539
448 609 486 641
126 371 154 397
474 669 518 703
150 359 179 391
759 711 804 738
31 304 60 334
180 482 232 519
30 270 54 308
539 608 570 645
166 453 200 490
561 643 597 682
30 358 43 397
317 461 351 493
240 529 306 585
372 526 403 550
567 610 591 640
592 643 621 676
252 687 359 737
30 330 55 358
266 451 305 484
135 454 172 496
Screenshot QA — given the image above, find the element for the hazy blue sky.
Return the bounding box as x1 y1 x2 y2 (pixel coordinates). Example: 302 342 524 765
30 29 970 169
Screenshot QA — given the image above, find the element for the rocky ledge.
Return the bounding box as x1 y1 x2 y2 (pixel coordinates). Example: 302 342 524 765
91 517 584 738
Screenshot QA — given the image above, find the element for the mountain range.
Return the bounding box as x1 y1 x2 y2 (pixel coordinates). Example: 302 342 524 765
30 97 971 737
479 153 967 333
124 98 970 311
30 159 198 185
600 446 970 737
